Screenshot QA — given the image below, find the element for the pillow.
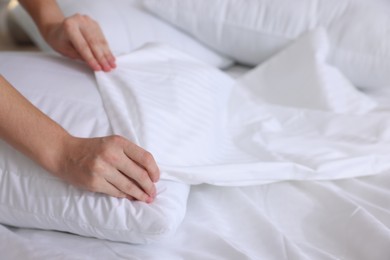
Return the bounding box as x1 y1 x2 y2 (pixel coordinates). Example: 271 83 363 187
8 0 232 68
143 0 390 90
236 29 377 114
0 52 190 244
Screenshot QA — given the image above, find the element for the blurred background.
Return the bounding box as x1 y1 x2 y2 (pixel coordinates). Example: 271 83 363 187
0 0 36 51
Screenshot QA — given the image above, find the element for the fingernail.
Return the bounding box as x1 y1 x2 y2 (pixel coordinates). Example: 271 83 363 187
103 66 110 72
153 174 160 183
108 59 116 68
92 63 102 71
146 197 154 204
99 60 111 71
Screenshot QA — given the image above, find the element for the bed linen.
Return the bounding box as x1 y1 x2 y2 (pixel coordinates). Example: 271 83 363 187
96 30 385 186
0 52 192 244
143 0 390 90
1 32 390 259
1 174 390 259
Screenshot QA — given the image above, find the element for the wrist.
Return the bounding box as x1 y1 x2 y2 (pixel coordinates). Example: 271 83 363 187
38 18 63 42
41 131 75 177
19 0 65 40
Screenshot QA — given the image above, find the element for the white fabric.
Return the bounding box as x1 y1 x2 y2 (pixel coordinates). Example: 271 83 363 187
0 52 190 244
223 64 252 79
143 0 390 90
2 175 390 259
96 30 388 186
1 30 390 259
10 0 232 68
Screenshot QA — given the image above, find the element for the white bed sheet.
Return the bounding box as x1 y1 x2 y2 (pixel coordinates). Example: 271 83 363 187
96 31 386 186
1 174 389 259
1 38 390 260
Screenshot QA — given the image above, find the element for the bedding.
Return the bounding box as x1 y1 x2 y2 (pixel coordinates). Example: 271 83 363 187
0 52 190 244
96 30 387 186
223 64 252 79
143 0 390 90
1 27 390 260
2 175 390 259
8 0 232 68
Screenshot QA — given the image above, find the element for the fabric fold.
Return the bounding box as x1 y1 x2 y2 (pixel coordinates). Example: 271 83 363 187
96 30 389 186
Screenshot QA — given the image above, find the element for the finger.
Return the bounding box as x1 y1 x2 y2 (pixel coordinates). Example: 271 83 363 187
117 156 156 198
106 52 116 69
63 45 82 60
98 180 127 199
105 169 153 203
67 25 102 71
83 33 111 72
80 22 114 72
123 143 160 183
126 195 135 201
101 37 116 68
96 36 116 70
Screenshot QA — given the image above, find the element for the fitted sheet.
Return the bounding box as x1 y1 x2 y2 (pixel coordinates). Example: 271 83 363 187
1 32 390 259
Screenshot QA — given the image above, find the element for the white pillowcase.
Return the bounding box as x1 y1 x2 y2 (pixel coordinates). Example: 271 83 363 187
143 0 390 90
0 52 190 244
9 0 232 68
237 29 377 114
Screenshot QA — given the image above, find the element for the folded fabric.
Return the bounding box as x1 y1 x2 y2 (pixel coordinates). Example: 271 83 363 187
143 0 390 90
96 29 390 186
0 52 190 244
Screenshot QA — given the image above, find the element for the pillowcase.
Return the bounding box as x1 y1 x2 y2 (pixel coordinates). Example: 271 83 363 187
143 0 390 90
0 52 190 244
236 29 376 114
8 0 232 68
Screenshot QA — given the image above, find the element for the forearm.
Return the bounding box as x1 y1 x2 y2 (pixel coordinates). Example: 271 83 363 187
18 0 64 37
0 75 69 174
0 76 157 201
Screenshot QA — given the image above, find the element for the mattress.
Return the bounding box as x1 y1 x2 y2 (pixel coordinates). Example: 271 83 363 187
1 36 390 259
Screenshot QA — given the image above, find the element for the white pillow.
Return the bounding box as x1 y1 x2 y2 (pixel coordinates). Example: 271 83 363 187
0 52 190 244
9 0 232 68
143 0 390 90
236 29 377 114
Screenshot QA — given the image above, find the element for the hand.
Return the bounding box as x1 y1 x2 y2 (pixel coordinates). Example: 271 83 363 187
55 135 160 203
42 14 116 72
1 76 158 203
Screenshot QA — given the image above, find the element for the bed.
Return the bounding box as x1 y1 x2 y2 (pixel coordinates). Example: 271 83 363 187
1 0 390 259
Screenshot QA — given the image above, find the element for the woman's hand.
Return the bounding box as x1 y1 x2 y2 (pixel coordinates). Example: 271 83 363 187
18 0 116 72
0 76 159 203
55 135 160 203
42 14 116 72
